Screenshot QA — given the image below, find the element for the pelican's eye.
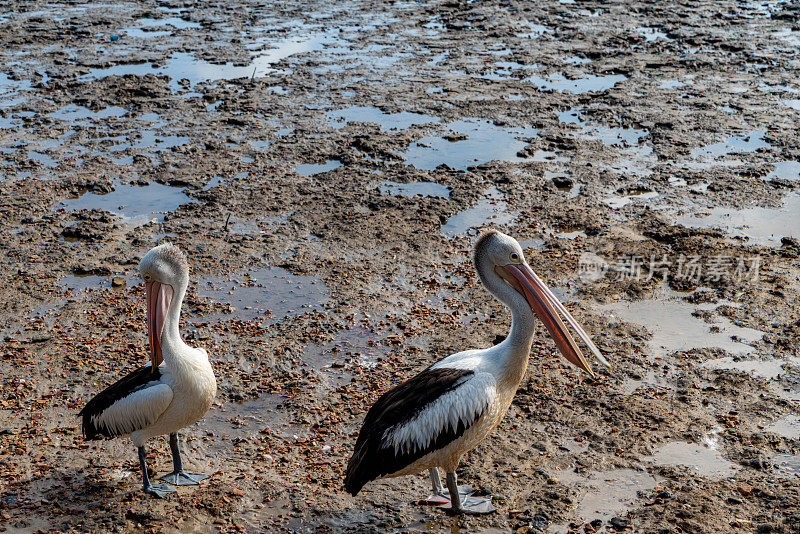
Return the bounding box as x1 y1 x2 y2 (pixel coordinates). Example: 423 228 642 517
143 273 152 282
509 252 520 263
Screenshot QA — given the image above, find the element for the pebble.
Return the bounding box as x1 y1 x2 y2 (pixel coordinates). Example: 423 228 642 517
111 276 126 288
609 517 629 530
530 513 548 529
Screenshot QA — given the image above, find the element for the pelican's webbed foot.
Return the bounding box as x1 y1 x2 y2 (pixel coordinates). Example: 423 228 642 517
138 446 177 498
442 494 496 515
160 471 210 486
419 468 475 505
440 471 496 515
144 482 177 498
162 433 210 487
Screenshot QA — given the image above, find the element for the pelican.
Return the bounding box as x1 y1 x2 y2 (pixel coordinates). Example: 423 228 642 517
79 243 217 498
345 230 610 514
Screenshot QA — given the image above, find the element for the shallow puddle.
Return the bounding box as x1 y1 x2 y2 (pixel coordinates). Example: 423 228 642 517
602 191 658 209
108 130 190 154
0 73 32 109
441 186 515 237
557 107 648 147
59 181 194 223
703 356 800 380
122 16 201 39
327 106 438 131
57 272 137 291
402 119 538 171
518 23 551 39
598 291 763 358
637 27 672 42
473 60 539 81
767 161 800 181
249 140 271 150
649 433 738 478
518 237 546 250
28 151 58 168
586 125 648 147
707 355 800 405
81 35 327 92
379 180 450 198
50 104 127 122
210 215 261 235
295 160 342 177
560 437 590 454
773 453 800 477
659 80 685 89
29 301 65 319
528 73 626 94
554 230 586 239
556 468 658 525
766 415 800 439
203 176 225 190
197 267 328 324
690 130 770 160
57 274 106 291
675 192 800 247
620 370 675 394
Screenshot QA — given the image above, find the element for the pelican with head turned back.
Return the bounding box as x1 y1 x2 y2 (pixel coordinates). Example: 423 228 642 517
79 243 217 497
345 230 610 514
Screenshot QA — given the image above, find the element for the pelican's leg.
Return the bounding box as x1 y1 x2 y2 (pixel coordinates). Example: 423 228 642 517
160 433 210 486
431 468 446 495
445 471 463 512
419 468 476 506
443 472 495 515
139 446 176 498
420 468 450 505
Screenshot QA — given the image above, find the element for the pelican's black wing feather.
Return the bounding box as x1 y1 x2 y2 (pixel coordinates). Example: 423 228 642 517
79 364 160 440
344 367 478 496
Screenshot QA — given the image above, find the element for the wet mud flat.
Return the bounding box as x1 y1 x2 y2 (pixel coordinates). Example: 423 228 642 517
1 0 800 532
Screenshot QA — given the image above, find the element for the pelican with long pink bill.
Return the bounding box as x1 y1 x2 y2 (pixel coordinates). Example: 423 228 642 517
79 243 217 497
345 230 610 514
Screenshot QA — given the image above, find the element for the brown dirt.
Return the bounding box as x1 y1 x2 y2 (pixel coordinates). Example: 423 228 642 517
1 0 799 533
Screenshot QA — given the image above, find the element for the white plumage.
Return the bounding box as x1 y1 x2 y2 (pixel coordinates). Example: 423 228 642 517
91 381 173 437
80 243 217 498
346 230 610 514
383 372 497 456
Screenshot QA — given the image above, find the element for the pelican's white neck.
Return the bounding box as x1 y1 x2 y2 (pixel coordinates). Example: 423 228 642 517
160 277 189 359
476 257 536 384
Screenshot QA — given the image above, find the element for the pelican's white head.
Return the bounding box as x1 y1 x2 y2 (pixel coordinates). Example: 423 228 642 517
139 243 189 368
139 243 189 288
474 229 611 376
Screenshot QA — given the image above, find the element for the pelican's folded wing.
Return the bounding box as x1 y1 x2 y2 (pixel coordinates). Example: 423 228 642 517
79 365 173 439
345 367 496 495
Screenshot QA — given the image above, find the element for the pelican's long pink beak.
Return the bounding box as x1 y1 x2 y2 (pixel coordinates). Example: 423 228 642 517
497 263 611 377
146 280 173 370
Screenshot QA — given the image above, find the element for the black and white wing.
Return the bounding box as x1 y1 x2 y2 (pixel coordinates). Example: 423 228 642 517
345 367 497 496
79 365 173 440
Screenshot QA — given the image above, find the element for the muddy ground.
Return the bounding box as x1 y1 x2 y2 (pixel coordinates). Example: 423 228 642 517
1 0 799 532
